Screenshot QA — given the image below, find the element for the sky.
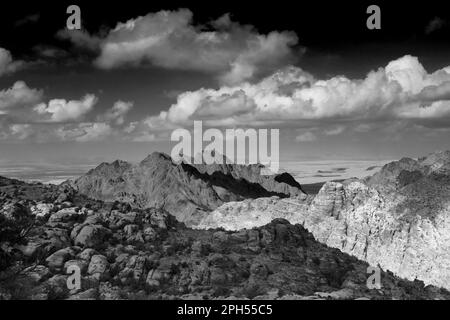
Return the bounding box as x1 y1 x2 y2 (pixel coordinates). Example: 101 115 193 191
1 0 450 167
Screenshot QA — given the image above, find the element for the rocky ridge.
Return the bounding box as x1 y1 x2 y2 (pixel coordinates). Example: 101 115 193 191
69 152 306 226
196 151 450 291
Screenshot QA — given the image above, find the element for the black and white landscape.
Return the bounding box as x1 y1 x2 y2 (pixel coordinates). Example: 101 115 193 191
1 1 450 301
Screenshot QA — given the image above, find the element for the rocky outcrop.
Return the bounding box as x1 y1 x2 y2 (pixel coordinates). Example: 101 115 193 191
70 152 305 226
197 151 450 291
1 176 448 300
196 196 311 231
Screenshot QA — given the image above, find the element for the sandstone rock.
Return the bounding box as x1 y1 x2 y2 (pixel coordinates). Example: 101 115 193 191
99 282 122 300
2 152 450 300
15 240 45 259
196 151 450 291
48 207 85 224
23 265 51 283
88 255 110 278
78 248 98 262
74 224 111 248
47 274 69 299
46 247 76 271
67 288 98 300
30 203 55 218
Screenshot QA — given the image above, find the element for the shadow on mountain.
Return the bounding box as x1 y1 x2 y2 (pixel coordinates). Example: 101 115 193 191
181 163 288 199
274 172 306 193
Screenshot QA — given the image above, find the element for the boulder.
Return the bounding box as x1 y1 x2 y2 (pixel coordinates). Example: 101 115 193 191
88 255 110 280
46 247 76 271
74 224 111 248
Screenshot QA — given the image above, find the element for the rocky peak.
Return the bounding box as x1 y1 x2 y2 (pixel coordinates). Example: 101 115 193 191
88 160 132 177
139 152 173 167
71 153 306 226
365 150 450 187
419 150 450 173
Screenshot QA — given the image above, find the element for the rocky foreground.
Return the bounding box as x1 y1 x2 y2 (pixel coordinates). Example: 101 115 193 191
196 151 450 291
1 175 449 300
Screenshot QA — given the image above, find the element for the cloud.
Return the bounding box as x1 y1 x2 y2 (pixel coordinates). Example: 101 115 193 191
415 81 450 103
192 90 256 119
425 17 446 34
56 122 113 142
98 100 133 125
15 13 40 27
0 121 116 143
138 55 450 133
0 81 43 111
3 55 450 144
0 48 25 76
0 83 125 142
324 126 345 136
33 94 98 123
8 124 33 140
57 29 102 52
33 45 70 59
60 9 298 85
295 132 317 142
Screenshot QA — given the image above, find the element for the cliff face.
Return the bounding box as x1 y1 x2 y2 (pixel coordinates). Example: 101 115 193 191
197 151 450 290
70 152 305 226
303 180 450 291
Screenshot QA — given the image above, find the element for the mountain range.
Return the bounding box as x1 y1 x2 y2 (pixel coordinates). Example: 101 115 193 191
1 151 450 299
69 152 306 226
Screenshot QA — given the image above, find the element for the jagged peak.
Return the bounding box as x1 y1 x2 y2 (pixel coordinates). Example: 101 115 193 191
87 159 131 175
139 152 173 166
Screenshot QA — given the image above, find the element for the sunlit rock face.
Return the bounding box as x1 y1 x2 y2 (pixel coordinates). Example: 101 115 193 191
197 151 450 290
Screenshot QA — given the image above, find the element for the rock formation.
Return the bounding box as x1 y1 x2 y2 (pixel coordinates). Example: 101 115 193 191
197 151 450 291
1 176 448 300
70 152 305 226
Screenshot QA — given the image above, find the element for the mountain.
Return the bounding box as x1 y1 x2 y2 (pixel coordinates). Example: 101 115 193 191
1 176 448 300
196 151 450 291
69 152 306 226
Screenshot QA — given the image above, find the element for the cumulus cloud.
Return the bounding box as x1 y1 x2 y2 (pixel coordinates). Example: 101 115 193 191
137 55 450 134
0 48 25 76
8 124 33 140
60 9 298 85
0 91 134 142
4 55 450 144
33 94 98 123
0 81 43 112
98 100 134 125
0 82 128 142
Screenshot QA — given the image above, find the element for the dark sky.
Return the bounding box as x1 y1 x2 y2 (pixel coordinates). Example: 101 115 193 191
2 0 450 75
0 0 450 165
